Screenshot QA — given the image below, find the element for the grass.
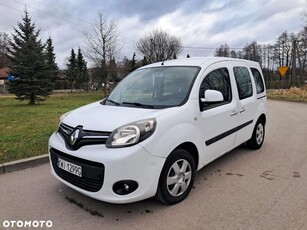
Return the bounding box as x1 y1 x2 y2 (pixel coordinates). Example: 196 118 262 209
1 87 306 164
267 86 307 103
0 91 103 164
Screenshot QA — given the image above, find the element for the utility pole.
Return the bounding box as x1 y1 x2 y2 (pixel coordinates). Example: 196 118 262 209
291 40 297 86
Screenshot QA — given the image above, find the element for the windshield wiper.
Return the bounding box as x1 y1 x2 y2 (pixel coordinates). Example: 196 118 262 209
122 102 154 109
106 99 120 106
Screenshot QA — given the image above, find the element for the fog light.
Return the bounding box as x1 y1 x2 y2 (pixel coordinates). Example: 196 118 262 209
113 180 138 195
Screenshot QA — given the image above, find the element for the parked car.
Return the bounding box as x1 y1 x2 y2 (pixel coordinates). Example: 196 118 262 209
49 57 267 204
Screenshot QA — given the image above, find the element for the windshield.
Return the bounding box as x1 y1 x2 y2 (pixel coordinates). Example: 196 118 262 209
105 66 200 109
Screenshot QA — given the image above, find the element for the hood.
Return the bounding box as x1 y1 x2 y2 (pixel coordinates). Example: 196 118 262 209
62 101 173 131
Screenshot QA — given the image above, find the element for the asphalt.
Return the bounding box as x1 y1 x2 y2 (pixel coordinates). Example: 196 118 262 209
0 154 49 174
1 100 307 230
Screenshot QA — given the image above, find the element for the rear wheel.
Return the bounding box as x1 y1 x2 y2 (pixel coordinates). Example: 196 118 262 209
156 149 195 205
247 119 265 150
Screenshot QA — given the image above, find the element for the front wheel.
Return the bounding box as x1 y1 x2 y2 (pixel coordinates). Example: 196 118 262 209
155 149 196 205
247 119 265 150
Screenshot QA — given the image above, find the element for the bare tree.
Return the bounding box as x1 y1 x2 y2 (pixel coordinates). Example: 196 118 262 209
214 43 230 57
297 26 307 76
230 50 237 58
273 32 292 68
136 29 182 64
84 10 119 95
243 41 262 65
0 32 10 68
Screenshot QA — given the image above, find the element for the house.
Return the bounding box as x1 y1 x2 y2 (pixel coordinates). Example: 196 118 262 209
0 67 10 93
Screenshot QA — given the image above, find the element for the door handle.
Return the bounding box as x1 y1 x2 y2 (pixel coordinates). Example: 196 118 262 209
231 110 238 116
240 107 246 113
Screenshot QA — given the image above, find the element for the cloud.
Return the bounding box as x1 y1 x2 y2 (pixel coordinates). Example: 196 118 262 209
0 0 306 68
102 0 184 22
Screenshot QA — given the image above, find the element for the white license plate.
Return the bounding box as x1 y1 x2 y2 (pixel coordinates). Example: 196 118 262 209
57 158 82 177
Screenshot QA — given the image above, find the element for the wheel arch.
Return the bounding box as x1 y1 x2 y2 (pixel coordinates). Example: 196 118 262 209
258 113 266 125
174 142 199 170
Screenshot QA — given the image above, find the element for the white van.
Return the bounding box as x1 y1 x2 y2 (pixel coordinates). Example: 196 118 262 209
49 57 267 204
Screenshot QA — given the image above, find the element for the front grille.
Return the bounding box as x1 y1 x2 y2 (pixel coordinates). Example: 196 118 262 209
58 123 111 150
50 148 104 192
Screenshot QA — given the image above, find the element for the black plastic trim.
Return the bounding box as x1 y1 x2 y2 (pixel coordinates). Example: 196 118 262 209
257 95 266 100
50 148 104 192
205 120 253 146
58 123 111 150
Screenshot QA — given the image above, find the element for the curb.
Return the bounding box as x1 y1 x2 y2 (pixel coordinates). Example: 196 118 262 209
0 154 49 174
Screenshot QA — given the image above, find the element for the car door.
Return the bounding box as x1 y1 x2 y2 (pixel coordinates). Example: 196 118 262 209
232 64 257 146
198 62 239 163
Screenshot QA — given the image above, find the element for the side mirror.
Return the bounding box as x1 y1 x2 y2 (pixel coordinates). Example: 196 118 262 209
201 90 224 102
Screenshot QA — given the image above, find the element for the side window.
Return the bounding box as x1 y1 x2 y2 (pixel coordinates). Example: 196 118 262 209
233 67 253 100
199 68 232 109
251 68 265 94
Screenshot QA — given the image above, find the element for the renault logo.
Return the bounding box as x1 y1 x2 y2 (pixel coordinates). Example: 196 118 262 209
70 127 82 146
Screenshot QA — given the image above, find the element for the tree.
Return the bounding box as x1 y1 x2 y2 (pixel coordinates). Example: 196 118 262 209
65 49 77 92
84 10 119 95
297 26 307 76
44 37 59 83
214 43 230 57
76 48 89 91
131 52 137 71
0 32 10 68
273 31 292 68
243 41 262 65
230 50 237 58
7 10 53 105
118 56 131 76
142 56 148 66
136 29 182 63
109 57 117 86
261 44 275 70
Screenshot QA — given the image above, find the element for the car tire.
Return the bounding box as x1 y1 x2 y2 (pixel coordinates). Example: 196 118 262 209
155 149 195 205
247 118 265 150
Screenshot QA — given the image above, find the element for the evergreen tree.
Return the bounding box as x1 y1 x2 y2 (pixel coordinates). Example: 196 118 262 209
76 48 89 91
130 52 137 71
7 10 53 105
44 37 59 83
65 48 77 92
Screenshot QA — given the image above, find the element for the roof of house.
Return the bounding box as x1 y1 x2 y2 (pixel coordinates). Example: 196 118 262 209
0 68 10 80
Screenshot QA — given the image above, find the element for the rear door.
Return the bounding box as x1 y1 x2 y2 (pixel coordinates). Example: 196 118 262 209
232 62 257 146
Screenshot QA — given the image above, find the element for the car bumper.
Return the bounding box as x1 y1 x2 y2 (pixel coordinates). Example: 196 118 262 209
48 132 165 204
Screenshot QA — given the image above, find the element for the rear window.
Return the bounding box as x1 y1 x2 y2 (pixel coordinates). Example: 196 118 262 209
251 68 265 94
233 67 253 100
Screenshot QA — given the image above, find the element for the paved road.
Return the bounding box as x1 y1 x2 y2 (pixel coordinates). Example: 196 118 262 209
1 100 307 230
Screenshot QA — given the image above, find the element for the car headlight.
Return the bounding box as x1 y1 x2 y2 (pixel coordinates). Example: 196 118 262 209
56 111 72 132
106 119 156 148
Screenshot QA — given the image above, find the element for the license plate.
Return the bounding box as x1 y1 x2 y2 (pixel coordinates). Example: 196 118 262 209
57 158 82 177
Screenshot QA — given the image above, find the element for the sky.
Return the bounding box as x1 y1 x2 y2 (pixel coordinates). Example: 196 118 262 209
0 0 306 69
